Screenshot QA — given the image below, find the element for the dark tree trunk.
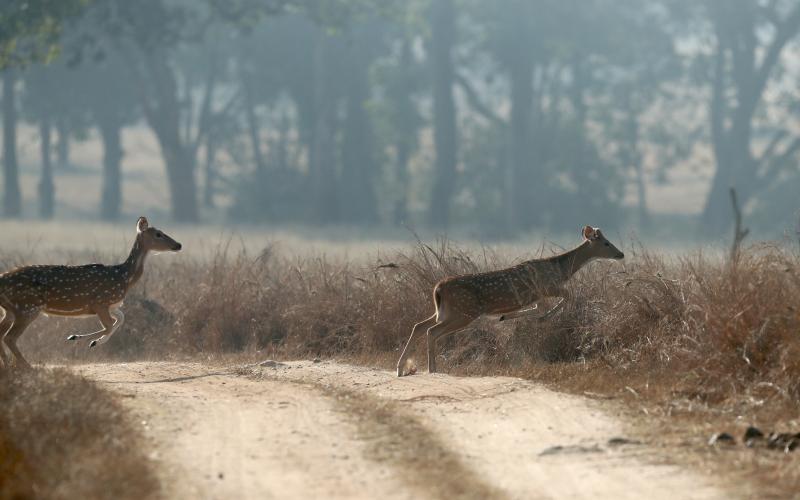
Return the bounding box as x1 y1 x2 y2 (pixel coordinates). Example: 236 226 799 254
203 128 216 208
242 74 266 176
508 48 534 229
394 139 411 225
621 92 649 229
701 44 759 232
159 135 198 223
428 0 458 228
99 117 123 220
309 33 339 223
568 58 592 217
141 54 199 222
38 116 55 218
340 46 377 225
56 116 70 169
2 70 21 217
275 111 290 172
392 41 415 225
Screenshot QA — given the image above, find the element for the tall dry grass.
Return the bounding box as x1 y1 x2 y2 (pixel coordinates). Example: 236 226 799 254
7 235 800 494
15 237 800 413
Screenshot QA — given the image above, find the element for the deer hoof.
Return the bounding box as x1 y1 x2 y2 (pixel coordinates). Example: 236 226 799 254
89 340 97 348
67 334 77 341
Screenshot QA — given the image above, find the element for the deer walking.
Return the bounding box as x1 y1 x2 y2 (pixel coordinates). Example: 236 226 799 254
0 217 181 369
397 226 624 376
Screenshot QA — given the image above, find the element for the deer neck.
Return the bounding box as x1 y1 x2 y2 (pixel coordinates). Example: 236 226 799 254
121 234 149 288
555 240 595 279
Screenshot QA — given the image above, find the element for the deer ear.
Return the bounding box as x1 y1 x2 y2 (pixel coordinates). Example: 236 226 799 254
137 217 149 233
582 225 595 240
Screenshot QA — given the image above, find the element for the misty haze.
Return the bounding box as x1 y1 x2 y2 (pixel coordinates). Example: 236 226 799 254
2 1 800 499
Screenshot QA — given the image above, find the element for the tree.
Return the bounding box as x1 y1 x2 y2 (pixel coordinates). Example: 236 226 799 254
92 0 218 222
698 0 800 232
79 52 139 220
0 0 92 69
339 20 389 225
22 66 58 218
2 70 21 216
428 0 458 228
372 35 424 224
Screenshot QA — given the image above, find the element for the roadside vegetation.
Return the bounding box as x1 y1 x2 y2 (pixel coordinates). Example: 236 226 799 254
0 367 158 500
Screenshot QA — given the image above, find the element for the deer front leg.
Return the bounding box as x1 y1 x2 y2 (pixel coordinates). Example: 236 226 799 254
499 296 567 323
498 304 539 321
0 310 15 369
397 314 437 376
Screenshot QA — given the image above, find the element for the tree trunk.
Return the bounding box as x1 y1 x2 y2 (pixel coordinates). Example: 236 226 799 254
38 116 55 218
621 93 649 229
2 70 21 217
141 54 199 222
394 139 411 225
428 0 457 228
699 3 800 234
203 127 216 208
392 40 415 225
56 116 70 169
242 74 266 176
158 135 198 223
309 33 339 224
508 48 534 229
340 46 377 225
99 117 123 220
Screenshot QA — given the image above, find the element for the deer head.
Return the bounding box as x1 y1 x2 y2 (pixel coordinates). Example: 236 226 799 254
582 225 624 260
136 217 182 253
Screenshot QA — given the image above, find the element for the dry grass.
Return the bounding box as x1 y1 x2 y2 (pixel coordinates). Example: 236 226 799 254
7 235 800 493
0 368 158 500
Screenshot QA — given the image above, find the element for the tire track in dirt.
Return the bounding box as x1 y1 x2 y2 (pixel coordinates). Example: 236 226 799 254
257 360 726 500
75 361 726 500
75 362 410 499
253 375 504 500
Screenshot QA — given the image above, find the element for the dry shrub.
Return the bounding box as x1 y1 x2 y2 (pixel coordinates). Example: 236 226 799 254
0 368 158 500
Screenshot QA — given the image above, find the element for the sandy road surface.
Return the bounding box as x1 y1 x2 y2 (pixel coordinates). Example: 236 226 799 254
75 361 724 500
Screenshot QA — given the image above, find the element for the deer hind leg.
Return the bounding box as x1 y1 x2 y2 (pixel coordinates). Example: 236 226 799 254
0 309 15 369
67 307 122 346
537 297 565 321
91 309 125 347
3 310 40 370
426 316 473 374
397 313 437 377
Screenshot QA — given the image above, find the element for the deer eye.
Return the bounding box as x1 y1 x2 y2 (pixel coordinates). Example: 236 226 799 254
604 242 610 247
156 232 163 238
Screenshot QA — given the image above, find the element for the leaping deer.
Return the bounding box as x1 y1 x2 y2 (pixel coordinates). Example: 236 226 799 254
397 226 624 376
0 217 181 369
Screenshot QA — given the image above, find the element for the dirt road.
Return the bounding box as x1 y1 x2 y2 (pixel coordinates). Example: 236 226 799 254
75 361 724 500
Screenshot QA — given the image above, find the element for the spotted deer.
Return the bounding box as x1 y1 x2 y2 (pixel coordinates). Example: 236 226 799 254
0 217 181 369
397 226 624 376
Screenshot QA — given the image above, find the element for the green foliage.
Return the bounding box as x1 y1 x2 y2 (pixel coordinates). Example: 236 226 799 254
0 0 92 69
